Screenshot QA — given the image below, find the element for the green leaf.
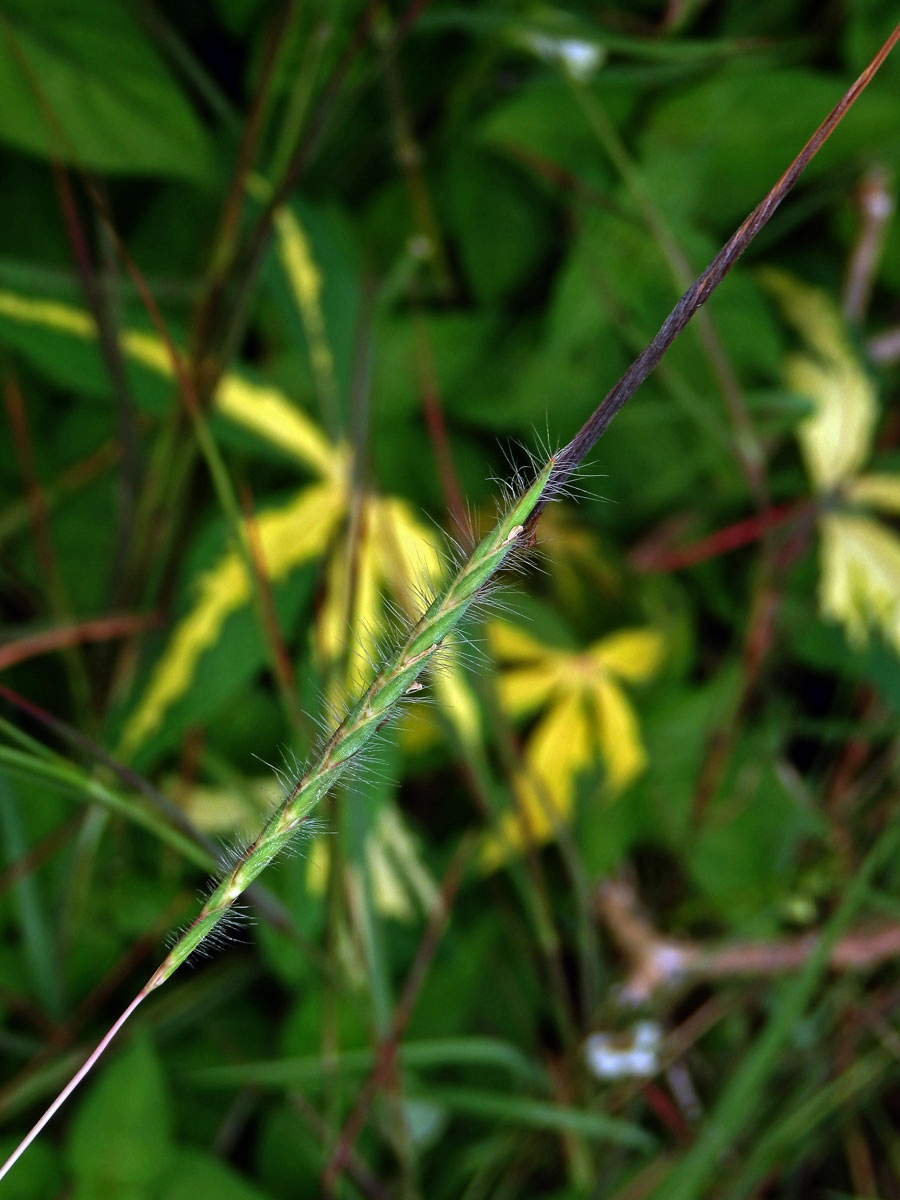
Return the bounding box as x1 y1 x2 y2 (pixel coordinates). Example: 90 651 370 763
157 1148 277 1200
477 78 625 193
690 744 822 925
0 0 214 180
418 1084 655 1151
66 1035 172 1196
0 1136 61 1200
639 66 900 226
443 147 555 302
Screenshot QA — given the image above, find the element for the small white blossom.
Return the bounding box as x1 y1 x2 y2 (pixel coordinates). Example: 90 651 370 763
528 33 604 81
584 1020 662 1081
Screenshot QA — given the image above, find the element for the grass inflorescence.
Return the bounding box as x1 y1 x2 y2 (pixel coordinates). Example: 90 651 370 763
146 455 557 990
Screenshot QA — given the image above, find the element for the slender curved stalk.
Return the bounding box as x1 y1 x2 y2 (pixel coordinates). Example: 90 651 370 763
0 991 147 1181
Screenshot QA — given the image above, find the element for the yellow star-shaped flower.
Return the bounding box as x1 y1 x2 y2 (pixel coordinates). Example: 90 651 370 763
480 620 664 870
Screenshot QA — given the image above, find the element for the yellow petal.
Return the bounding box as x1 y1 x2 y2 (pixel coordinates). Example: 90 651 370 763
496 661 565 716
487 619 551 663
848 473 900 516
762 270 877 489
590 675 647 792
479 692 593 871
433 645 482 751
526 690 595 804
786 353 876 490
589 628 665 682
366 805 439 922
119 482 344 755
819 513 900 654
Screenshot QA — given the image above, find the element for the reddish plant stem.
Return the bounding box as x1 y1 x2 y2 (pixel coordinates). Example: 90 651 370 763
0 991 148 1181
3 369 62 594
189 1 296 383
597 877 900 1006
415 308 469 535
0 613 161 672
843 164 895 323
631 499 813 572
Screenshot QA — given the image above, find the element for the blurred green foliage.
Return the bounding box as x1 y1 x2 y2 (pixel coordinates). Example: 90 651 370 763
2 2 900 1197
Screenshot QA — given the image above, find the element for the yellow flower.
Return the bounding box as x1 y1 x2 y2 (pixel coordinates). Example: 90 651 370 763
480 620 664 871
765 270 900 654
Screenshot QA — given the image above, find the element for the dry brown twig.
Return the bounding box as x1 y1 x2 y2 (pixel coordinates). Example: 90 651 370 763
597 876 900 1007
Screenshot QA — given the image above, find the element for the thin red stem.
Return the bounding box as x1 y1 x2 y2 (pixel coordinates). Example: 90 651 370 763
0 990 148 1183
633 499 813 572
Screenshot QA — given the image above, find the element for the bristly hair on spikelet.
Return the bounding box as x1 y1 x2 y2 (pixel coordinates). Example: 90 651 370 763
138 454 557 993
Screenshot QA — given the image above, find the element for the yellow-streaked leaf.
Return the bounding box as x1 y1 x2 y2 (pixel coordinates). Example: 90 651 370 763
0 291 96 338
215 375 340 481
120 328 171 374
176 777 276 836
763 269 852 365
0 291 169 375
479 691 593 871
396 646 483 755
589 627 665 683
307 806 438 921
371 496 444 617
848 473 900 516
0 288 339 481
275 207 325 310
590 675 647 792
819 512 900 655
396 701 438 755
273 206 341 423
305 836 328 895
119 482 344 755
316 493 445 701
367 837 416 921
